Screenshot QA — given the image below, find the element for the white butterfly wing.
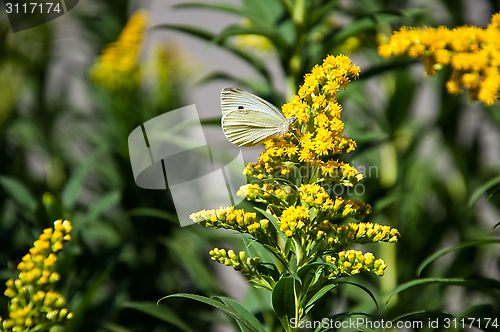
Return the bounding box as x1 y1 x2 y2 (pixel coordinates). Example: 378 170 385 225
221 88 286 119
221 88 291 147
222 109 287 147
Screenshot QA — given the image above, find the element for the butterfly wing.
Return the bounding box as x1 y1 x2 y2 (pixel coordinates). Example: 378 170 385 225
221 87 286 119
222 109 287 147
221 88 290 147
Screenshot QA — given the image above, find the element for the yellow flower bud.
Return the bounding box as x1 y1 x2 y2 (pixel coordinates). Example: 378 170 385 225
3 319 14 329
14 279 22 289
52 230 63 240
59 308 68 319
52 241 64 252
54 219 64 231
4 288 16 298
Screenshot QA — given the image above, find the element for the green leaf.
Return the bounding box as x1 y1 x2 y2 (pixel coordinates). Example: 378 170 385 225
459 303 498 318
493 221 500 231
128 208 179 223
100 321 134 332
122 302 194 332
272 276 300 332
159 294 263 332
151 24 272 82
487 187 500 200
61 147 106 210
304 284 337 314
417 238 500 276
468 174 500 207
337 281 378 308
86 190 121 223
241 234 275 265
355 325 376 332
216 296 267 332
386 277 500 306
0 176 37 213
175 2 277 30
241 0 281 26
324 9 426 51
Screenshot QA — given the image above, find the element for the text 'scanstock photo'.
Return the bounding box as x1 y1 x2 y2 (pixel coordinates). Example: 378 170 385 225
1 1 500 332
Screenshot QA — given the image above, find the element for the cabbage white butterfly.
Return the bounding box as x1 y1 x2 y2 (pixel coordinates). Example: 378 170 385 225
221 88 295 147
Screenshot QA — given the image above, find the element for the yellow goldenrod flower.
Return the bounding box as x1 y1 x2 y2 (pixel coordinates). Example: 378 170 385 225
0 220 73 331
89 10 149 90
379 12 500 105
327 222 400 248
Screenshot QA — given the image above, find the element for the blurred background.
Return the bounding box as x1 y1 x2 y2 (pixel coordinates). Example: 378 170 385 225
1 0 500 331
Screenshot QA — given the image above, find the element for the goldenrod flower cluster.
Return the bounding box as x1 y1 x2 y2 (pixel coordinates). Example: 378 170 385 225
379 12 500 105
189 206 273 244
190 55 398 288
325 250 387 277
298 184 371 218
277 185 372 238
89 10 148 90
327 222 400 248
1 220 73 331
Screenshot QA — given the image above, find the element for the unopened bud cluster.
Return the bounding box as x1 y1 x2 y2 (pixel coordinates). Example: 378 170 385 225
190 206 273 244
209 248 260 276
326 250 387 277
1 220 73 331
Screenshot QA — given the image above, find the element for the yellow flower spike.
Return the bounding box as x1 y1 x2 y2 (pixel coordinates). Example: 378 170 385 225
379 12 500 105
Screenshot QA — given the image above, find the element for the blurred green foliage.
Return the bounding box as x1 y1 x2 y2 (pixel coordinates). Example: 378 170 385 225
0 0 500 331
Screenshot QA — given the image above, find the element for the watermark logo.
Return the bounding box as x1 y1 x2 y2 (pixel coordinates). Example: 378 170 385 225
128 105 246 227
3 0 79 32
